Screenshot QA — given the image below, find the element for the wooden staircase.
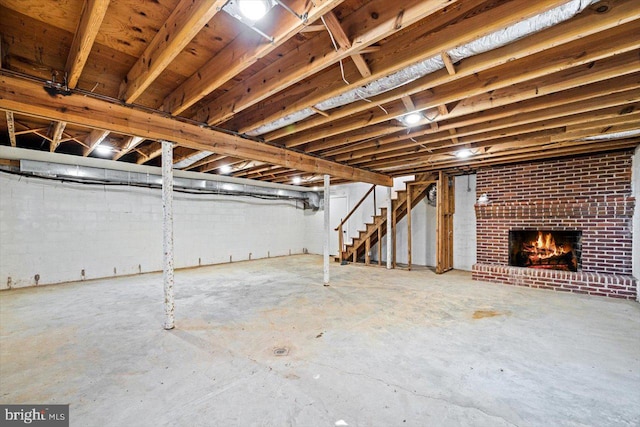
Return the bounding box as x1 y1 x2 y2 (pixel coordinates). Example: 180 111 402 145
339 174 435 265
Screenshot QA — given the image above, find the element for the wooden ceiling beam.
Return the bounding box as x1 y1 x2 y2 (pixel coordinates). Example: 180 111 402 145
391 139 640 176
441 51 456 75
14 128 48 136
321 10 371 78
240 165 283 179
50 121 67 152
247 0 640 139
306 122 407 154
6 111 16 147
163 0 347 115
194 0 460 125
269 22 640 147
135 142 164 164
401 96 416 112
82 129 110 156
448 129 459 144
119 0 227 103
113 136 146 161
196 157 246 174
184 154 225 171
361 119 640 170
231 163 276 177
350 54 372 78
297 43 640 153
0 74 391 186
65 0 110 89
300 25 326 33
350 107 640 166
326 73 640 159
235 0 572 134
337 91 640 162
321 11 351 49
310 107 330 118
171 147 199 164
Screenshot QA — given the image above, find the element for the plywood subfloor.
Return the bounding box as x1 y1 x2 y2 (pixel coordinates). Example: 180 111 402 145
1 255 639 426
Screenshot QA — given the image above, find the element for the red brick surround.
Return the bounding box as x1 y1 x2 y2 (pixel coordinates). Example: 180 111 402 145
472 151 637 299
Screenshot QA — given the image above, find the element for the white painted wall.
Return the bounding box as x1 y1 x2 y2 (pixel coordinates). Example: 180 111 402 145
453 174 477 270
632 145 640 289
0 173 321 289
0 169 481 289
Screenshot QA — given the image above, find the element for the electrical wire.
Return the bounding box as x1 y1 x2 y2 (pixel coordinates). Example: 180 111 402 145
319 16 389 116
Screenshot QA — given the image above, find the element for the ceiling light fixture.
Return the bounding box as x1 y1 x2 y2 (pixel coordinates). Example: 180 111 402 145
219 165 232 174
402 112 422 126
292 176 302 185
222 0 276 41
237 0 271 21
455 148 473 159
95 145 111 156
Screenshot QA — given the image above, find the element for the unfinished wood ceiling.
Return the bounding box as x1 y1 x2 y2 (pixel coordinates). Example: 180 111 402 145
0 0 638 185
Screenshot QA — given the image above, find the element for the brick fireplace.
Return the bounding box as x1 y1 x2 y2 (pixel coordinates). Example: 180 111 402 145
472 151 637 299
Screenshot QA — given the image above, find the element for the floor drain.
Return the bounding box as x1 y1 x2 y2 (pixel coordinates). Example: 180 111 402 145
273 347 289 356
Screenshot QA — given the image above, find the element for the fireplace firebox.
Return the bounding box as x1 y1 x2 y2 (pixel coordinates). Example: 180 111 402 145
509 230 582 272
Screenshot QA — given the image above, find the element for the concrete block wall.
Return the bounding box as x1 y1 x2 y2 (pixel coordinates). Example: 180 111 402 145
453 174 477 271
633 145 640 286
0 173 320 289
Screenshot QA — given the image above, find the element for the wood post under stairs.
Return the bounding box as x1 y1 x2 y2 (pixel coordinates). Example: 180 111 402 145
436 171 455 273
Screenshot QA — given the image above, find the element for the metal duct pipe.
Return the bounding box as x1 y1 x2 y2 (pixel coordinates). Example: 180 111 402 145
15 159 321 208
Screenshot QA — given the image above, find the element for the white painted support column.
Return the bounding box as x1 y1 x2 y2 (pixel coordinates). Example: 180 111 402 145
162 140 175 330
387 186 392 269
323 174 330 285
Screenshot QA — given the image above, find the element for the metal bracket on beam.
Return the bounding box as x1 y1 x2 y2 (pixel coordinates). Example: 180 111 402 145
274 0 308 22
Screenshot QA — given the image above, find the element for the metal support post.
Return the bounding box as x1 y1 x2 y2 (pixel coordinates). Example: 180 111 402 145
162 140 175 330
387 186 392 269
323 174 330 285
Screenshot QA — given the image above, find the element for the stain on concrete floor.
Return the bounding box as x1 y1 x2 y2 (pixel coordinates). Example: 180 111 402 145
472 310 510 319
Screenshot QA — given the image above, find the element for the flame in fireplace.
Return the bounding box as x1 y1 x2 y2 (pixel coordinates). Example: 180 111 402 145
527 231 569 260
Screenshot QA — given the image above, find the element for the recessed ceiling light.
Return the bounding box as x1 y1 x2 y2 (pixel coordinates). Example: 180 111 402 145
292 176 302 185
237 0 270 21
219 165 232 174
455 148 473 159
402 112 422 126
95 145 111 156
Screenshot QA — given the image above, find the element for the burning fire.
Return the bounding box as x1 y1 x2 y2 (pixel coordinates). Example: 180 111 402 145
526 231 569 261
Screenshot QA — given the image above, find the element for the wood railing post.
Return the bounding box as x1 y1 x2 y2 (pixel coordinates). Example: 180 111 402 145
392 208 397 268
386 186 392 269
365 237 371 265
373 188 377 216
407 184 412 271
338 223 344 262
377 224 382 266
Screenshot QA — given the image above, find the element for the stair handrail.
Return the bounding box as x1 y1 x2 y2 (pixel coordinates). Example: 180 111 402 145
334 184 376 261
334 184 377 231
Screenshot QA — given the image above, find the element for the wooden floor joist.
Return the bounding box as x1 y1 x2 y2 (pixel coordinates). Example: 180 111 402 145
0 74 392 186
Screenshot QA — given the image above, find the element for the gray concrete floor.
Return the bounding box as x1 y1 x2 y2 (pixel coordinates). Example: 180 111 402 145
1 255 639 427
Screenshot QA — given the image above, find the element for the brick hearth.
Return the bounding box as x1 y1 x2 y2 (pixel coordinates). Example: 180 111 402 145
473 151 637 299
